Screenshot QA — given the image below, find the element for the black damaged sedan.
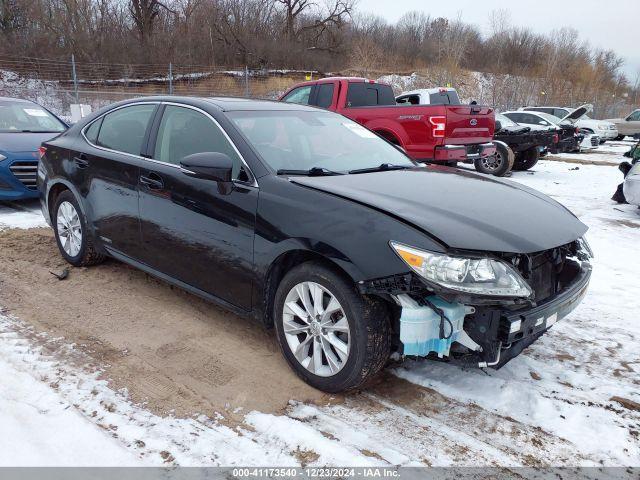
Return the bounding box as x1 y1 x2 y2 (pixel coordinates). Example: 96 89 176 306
38 97 592 392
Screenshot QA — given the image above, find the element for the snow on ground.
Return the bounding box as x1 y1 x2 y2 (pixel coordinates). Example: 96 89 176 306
0 200 48 230
0 142 638 467
552 139 636 164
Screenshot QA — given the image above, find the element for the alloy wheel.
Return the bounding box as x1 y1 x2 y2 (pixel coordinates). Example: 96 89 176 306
481 152 502 171
282 281 350 377
56 201 82 257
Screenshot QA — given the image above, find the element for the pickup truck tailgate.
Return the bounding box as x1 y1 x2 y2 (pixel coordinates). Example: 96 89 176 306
445 106 495 145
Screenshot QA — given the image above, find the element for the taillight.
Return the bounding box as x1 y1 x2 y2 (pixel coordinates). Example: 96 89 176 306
38 146 47 159
429 116 446 138
553 133 559 143
575 128 580 135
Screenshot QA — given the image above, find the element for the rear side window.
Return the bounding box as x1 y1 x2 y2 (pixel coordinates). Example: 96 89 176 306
282 86 312 105
84 117 102 143
346 83 395 107
97 104 156 155
429 91 460 105
314 83 334 109
397 95 420 105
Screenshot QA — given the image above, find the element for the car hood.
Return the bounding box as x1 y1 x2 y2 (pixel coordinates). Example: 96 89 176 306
290 167 588 254
0 132 61 153
560 104 592 124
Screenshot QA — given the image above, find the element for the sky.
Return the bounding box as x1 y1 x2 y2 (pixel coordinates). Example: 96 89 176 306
358 0 640 82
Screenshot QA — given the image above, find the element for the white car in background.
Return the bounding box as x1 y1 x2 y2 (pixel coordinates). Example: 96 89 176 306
519 105 618 142
396 87 461 105
503 109 600 152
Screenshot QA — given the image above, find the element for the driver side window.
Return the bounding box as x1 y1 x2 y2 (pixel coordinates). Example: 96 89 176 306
154 105 248 181
627 110 640 121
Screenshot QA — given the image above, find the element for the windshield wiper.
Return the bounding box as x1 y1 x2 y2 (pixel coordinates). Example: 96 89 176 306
276 167 344 176
348 163 412 174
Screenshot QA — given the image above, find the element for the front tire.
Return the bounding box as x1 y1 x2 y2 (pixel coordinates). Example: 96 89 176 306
53 190 105 267
273 262 391 392
474 143 514 176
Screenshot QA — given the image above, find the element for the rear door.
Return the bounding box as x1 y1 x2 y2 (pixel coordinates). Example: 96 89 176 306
137 103 258 310
79 102 158 257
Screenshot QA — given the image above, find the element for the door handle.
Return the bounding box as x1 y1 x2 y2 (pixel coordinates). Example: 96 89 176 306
139 173 164 190
74 155 89 168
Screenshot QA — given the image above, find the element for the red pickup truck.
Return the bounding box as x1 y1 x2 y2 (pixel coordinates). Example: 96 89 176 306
279 77 497 172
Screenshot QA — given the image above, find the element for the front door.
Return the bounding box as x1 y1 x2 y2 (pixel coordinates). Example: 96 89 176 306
138 104 258 310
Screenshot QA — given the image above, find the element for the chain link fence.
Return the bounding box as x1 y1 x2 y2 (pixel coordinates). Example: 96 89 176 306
0 54 326 119
0 54 635 120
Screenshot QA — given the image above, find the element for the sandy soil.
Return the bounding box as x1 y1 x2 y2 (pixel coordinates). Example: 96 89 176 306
0 227 329 419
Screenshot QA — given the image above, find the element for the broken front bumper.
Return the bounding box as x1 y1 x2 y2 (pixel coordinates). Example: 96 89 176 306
362 259 592 369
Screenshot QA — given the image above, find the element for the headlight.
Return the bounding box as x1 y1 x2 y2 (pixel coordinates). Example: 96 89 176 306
0 154 6 162
390 242 532 297
598 124 608 130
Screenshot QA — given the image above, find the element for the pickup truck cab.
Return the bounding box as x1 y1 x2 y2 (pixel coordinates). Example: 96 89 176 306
280 78 497 171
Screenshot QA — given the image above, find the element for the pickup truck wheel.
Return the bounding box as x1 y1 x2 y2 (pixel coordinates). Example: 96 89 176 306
273 262 391 393
513 147 540 171
474 143 513 177
615 135 625 141
53 190 105 267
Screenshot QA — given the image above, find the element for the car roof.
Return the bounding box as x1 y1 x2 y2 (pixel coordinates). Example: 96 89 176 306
114 95 321 112
398 88 456 96
204 97 320 112
0 96 36 104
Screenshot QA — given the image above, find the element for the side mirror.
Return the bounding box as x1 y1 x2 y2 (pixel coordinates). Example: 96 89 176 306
180 152 233 183
494 120 502 131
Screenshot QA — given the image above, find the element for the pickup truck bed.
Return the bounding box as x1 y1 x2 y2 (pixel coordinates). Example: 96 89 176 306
279 77 496 166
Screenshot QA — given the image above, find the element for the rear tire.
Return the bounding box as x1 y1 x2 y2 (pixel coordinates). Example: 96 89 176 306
273 261 391 392
513 147 540 171
616 135 625 141
474 143 514 177
53 190 105 267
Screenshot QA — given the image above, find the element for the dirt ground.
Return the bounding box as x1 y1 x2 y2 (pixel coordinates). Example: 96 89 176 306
0 227 331 419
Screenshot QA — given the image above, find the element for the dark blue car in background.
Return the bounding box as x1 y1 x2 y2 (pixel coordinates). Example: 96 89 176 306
0 97 67 201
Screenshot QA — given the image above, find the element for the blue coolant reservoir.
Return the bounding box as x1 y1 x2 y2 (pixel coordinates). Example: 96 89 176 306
397 295 466 357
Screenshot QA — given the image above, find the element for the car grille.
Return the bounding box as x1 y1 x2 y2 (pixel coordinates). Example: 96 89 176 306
9 161 38 190
590 136 599 146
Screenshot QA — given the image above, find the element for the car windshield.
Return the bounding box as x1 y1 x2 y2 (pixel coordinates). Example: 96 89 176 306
228 110 416 173
536 112 562 125
0 100 66 133
496 113 519 127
